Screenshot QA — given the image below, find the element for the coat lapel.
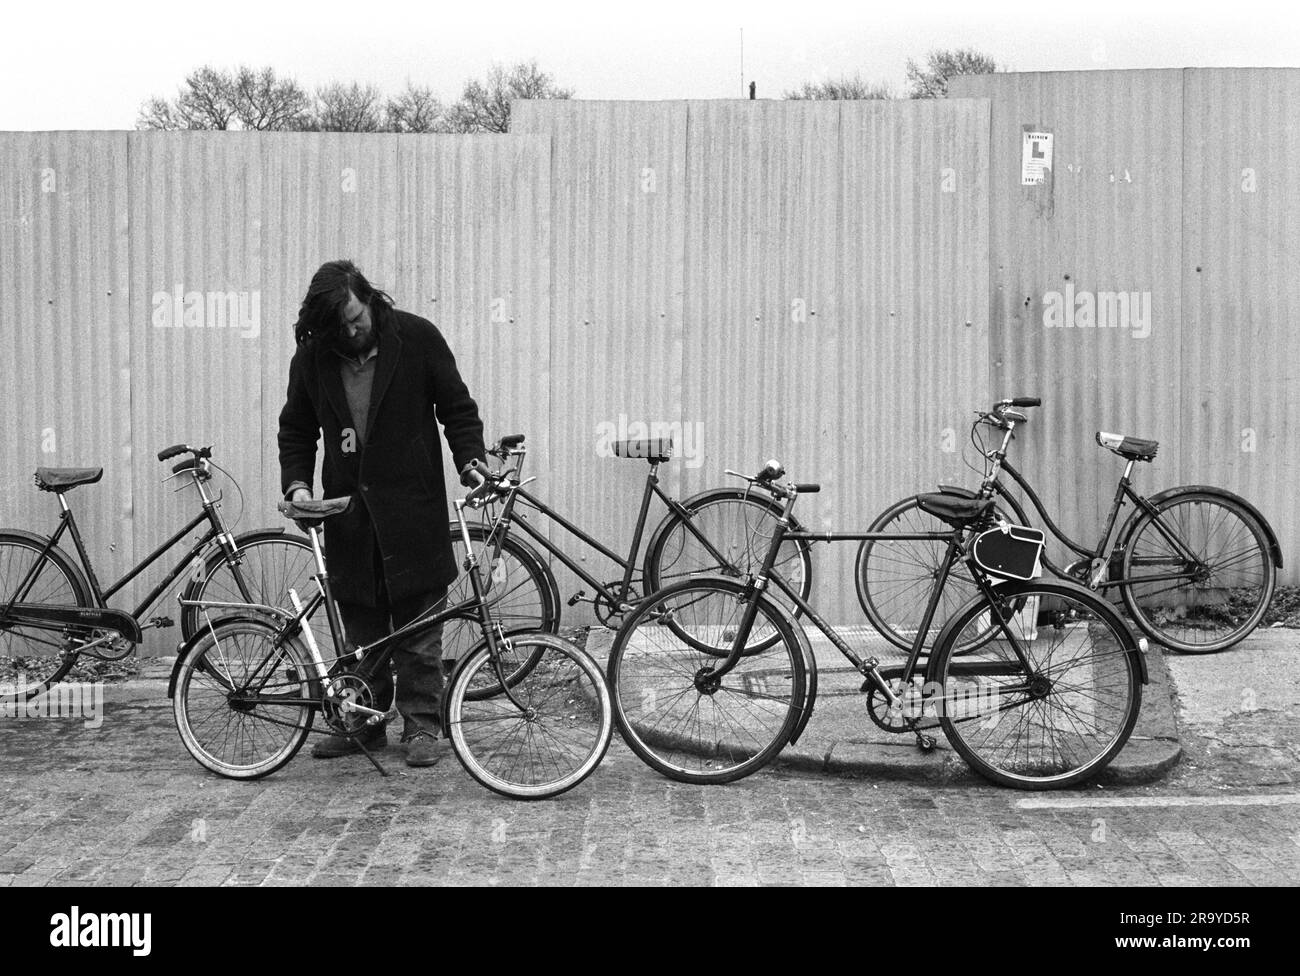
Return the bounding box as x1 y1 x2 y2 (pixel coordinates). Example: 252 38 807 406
365 316 403 443
315 342 352 431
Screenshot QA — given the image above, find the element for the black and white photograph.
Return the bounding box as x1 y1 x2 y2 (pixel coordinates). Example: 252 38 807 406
0 0 1294 923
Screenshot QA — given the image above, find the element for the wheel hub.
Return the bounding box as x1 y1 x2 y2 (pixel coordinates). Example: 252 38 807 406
693 667 721 695
1028 674 1052 699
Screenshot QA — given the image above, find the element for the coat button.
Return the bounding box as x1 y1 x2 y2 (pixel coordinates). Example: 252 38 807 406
361 484 370 491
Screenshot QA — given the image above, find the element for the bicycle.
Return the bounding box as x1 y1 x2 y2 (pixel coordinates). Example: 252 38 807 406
606 459 1148 790
1 444 315 703
437 433 814 663
858 398 1281 654
169 472 613 799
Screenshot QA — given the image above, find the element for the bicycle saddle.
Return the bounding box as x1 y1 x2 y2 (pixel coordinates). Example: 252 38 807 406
277 497 353 527
1096 431 1159 462
34 467 103 492
916 492 996 526
611 438 673 463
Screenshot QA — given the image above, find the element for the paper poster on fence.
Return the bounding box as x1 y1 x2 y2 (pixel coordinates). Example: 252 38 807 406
1022 131 1053 185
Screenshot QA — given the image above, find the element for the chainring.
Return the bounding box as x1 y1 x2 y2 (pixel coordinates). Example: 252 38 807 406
594 583 640 628
78 632 136 662
321 673 380 735
864 672 942 733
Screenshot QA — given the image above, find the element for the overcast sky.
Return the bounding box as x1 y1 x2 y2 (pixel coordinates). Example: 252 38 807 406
1 0 1295 129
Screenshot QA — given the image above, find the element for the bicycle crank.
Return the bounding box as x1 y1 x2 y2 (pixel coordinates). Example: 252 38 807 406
863 665 941 733
322 674 381 735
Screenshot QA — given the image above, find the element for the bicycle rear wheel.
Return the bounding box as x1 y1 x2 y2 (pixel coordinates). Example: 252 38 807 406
607 578 806 784
645 490 813 608
856 495 1008 653
446 633 612 800
173 617 317 779
933 581 1142 789
1120 492 1276 653
0 533 94 702
181 532 317 640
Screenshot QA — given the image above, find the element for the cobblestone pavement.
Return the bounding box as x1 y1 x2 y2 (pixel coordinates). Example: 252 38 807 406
1 662 1297 886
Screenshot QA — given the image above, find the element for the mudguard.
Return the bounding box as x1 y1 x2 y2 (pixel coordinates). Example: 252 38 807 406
168 614 279 697
1126 485 1283 569
922 576 1149 686
0 528 94 606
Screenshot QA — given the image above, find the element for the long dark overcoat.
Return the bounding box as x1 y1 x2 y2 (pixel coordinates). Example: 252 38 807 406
278 310 485 605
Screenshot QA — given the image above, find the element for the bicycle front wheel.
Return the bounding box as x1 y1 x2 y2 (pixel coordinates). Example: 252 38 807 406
447 633 612 800
0 533 94 702
608 578 806 784
1120 492 1276 653
182 533 317 640
173 617 317 780
933 581 1142 789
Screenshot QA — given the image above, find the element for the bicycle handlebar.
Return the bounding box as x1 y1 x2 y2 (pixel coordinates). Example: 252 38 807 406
461 459 498 507
489 434 527 459
157 444 212 462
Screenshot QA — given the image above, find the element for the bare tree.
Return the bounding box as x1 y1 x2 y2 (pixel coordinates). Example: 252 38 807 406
136 65 311 130
784 74 894 100
314 82 385 132
385 82 447 133
905 48 999 99
444 60 573 133
232 67 314 130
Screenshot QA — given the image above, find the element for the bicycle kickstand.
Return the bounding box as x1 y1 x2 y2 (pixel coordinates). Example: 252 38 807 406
356 737 390 777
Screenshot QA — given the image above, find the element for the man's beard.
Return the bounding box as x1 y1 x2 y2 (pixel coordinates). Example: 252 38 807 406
336 326 377 356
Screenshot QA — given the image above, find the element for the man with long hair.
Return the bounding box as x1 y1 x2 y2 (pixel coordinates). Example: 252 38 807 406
278 260 486 767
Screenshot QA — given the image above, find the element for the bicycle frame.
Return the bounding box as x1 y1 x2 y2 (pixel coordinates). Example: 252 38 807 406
979 425 1205 591
188 500 528 722
705 489 1037 713
483 449 743 613
1 469 251 624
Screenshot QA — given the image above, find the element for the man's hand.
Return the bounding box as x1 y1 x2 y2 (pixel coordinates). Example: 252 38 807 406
459 459 488 489
291 487 312 504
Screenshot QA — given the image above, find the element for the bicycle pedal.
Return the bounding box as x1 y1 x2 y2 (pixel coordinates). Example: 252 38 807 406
147 615 174 629
566 590 587 607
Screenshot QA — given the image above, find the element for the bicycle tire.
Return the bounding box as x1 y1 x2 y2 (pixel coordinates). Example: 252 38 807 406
446 632 612 800
180 531 317 640
445 524 559 700
0 532 96 702
644 489 813 604
932 579 1142 789
607 576 806 784
645 490 812 654
172 616 318 780
856 494 1013 653
1120 492 1276 654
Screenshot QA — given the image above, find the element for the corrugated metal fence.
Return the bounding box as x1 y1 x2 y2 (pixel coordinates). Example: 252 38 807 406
952 69 1298 578
1 71 1294 652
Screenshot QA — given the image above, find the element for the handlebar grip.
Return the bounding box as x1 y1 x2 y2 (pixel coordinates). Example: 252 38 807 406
158 444 188 461
497 434 525 449
1010 397 1041 408
794 483 821 494
460 457 488 489
172 458 202 474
